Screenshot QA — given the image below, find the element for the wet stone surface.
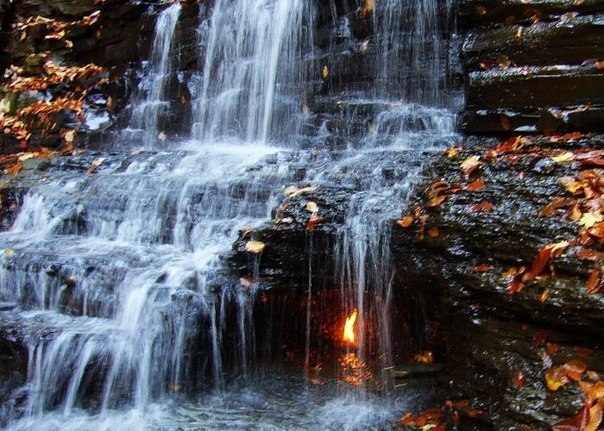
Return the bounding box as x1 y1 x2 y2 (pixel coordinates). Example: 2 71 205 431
392 133 604 430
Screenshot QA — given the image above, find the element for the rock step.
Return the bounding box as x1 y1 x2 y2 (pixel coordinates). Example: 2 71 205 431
458 0 604 26
462 14 604 68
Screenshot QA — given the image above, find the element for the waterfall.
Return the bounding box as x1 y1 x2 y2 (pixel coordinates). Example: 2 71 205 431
0 0 459 429
126 3 182 145
191 0 312 144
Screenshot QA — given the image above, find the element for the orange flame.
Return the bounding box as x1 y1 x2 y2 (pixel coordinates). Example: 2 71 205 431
342 310 358 344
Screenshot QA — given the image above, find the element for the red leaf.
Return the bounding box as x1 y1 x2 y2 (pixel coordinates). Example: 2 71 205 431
468 201 494 213
552 418 579 431
472 264 493 273
532 330 550 347
513 370 526 388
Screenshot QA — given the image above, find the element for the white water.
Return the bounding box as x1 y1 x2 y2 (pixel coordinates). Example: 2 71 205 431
0 0 459 429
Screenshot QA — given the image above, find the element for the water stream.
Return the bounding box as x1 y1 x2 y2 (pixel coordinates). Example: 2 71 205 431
0 1 459 429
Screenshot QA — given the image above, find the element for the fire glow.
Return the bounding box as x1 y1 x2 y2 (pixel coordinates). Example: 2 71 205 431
342 310 358 345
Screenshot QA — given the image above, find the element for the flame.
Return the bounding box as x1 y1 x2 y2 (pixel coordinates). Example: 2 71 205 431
342 310 358 344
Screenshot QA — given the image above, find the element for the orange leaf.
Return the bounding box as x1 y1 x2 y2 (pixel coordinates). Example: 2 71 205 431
466 181 486 192
530 241 569 277
429 195 446 207
4 161 24 175
562 359 587 381
540 197 576 217
396 216 414 228
428 227 440 238
546 342 559 355
586 402 602 431
472 264 493 273
576 248 604 261
513 370 526 388
552 418 579 431
587 381 604 400
468 201 494 213
507 274 524 294
586 269 602 294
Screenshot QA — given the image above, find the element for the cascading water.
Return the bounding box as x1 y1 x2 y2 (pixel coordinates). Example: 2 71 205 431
191 0 311 144
126 3 182 145
0 1 460 430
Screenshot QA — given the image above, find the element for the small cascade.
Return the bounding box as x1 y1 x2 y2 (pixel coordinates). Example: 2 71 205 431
375 0 452 104
125 3 182 145
191 0 312 144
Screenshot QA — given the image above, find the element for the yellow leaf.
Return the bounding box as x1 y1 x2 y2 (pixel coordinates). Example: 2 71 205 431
321 66 329 79
550 151 574 163
362 0 374 14
306 201 319 213
579 211 604 228
445 146 462 158
586 402 602 431
545 367 569 391
284 186 317 198
64 130 75 143
245 240 266 254
460 155 481 177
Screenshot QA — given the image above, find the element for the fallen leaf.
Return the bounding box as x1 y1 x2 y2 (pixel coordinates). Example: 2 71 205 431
306 201 319 213
562 359 587 381
468 201 494 213
530 241 569 277
86 157 105 174
545 367 569 391
540 197 576 217
460 155 482 178
551 151 575 163
586 402 602 431
579 211 604 228
322 65 329 79
575 346 594 357
586 269 602 293
513 370 526 388
4 161 23 176
532 330 550 347
284 186 317 198
245 240 266 253
474 5 487 15
397 216 414 228
307 213 325 231
472 264 493 273
429 194 446 207
445 146 462 158
466 181 486 192
428 227 440 238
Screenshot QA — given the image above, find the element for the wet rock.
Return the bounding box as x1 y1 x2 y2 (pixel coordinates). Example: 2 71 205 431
458 0 604 27
0 327 27 428
462 14 604 68
392 134 604 429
